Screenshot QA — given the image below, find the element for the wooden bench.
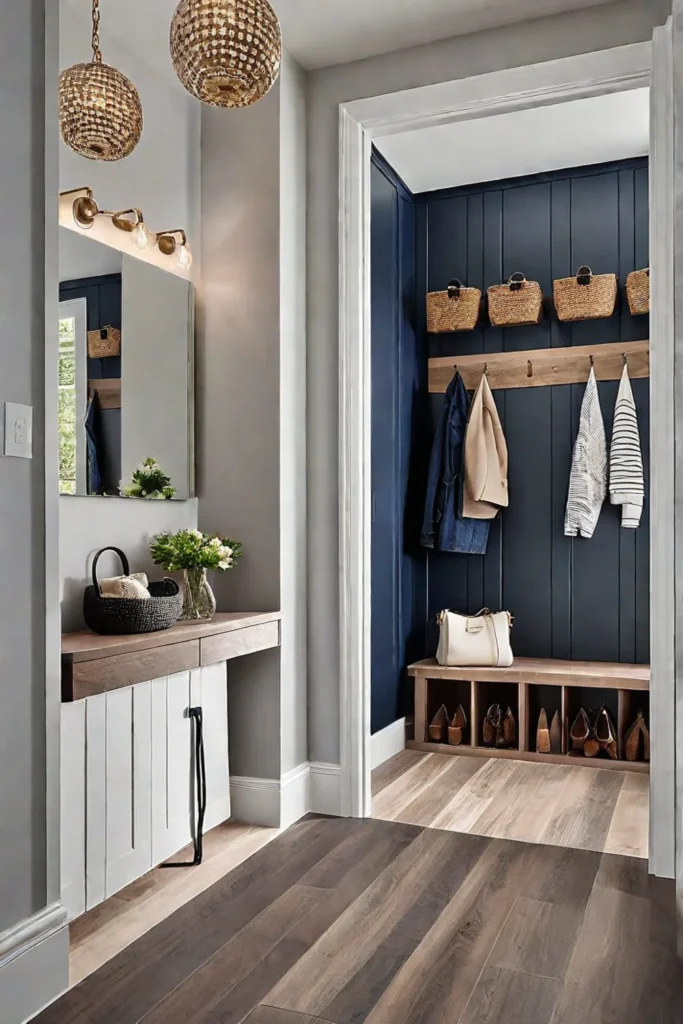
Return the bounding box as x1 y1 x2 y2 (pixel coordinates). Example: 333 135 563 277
407 657 650 773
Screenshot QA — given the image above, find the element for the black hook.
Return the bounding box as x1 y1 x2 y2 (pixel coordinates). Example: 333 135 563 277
590 354 595 368
527 359 533 378
623 352 628 367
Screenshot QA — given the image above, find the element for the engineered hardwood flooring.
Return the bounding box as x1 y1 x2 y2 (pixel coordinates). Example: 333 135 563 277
35 816 679 1024
69 821 280 986
372 749 649 858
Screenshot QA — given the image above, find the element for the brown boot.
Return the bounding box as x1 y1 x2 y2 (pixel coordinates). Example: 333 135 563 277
448 705 468 746
501 707 517 749
483 704 502 747
595 706 618 760
536 709 551 754
428 705 449 743
550 711 562 754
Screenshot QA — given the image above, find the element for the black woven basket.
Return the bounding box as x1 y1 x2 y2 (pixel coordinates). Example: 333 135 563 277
83 547 182 636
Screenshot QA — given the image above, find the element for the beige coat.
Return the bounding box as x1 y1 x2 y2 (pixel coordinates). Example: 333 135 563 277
463 374 509 520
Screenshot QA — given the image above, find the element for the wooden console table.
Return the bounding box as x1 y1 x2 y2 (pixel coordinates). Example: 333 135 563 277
62 611 281 701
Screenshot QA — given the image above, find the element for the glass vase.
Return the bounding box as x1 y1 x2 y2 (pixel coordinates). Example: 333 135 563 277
181 567 216 621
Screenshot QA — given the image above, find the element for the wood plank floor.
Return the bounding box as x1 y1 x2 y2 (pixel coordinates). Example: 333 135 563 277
35 816 678 1024
69 821 280 986
372 750 649 858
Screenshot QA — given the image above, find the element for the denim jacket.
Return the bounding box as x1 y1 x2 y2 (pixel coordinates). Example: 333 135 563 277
420 372 490 555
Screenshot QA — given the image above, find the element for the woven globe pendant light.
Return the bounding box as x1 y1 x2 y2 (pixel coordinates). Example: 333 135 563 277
60 0 143 162
170 0 282 109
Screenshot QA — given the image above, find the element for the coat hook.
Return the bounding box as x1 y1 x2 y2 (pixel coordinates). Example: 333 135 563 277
623 352 628 367
482 363 488 377
527 359 533 378
590 354 595 368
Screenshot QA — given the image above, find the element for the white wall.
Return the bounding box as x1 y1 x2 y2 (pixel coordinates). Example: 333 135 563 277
199 51 308 782
306 0 671 765
59 0 200 630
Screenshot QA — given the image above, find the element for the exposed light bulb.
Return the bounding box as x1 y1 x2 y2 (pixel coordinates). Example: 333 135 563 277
133 221 152 250
176 243 192 270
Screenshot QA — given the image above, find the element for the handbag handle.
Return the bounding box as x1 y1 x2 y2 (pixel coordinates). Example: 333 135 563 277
92 546 130 588
576 266 593 286
447 279 464 300
507 272 526 292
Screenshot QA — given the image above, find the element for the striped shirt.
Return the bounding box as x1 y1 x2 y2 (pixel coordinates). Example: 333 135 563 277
610 364 644 529
565 367 607 539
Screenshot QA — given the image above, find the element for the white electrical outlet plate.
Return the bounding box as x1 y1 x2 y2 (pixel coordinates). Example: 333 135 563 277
4 403 33 459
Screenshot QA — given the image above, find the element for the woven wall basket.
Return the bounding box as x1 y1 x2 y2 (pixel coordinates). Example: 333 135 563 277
88 325 121 358
426 280 481 333
553 266 618 322
626 268 650 316
487 273 543 327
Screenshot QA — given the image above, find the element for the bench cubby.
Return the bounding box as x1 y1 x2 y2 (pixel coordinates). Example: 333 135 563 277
408 657 650 774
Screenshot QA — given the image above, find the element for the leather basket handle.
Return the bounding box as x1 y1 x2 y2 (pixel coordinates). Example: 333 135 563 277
576 266 593 286
507 272 526 292
92 546 130 589
447 279 464 300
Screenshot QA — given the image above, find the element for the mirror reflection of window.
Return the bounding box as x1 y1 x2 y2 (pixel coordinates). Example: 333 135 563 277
58 298 87 494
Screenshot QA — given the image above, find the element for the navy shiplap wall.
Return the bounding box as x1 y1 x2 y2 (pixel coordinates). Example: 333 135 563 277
370 152 427 734
418 159 650 664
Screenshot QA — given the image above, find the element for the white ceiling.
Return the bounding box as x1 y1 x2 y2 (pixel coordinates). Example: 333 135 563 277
271 0 615 70
374 89 650 194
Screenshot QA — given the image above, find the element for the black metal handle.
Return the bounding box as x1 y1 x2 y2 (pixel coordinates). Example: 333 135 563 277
91 546 130 588
447 278 464 300
161 706 207 869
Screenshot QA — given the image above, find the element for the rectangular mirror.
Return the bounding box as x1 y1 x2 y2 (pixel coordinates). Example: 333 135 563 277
58 227 194 500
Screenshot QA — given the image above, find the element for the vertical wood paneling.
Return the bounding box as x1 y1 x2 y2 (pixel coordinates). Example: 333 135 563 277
85 693 106 910
151 672 193 864
105 683 152 898
419 160 649 667
200 663 232 831
61 702 86 920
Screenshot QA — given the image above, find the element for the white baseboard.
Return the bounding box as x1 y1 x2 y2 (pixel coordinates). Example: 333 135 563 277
0 903 68 1024
230 761 342 827
309 762 342 816
230 775 282 827
280 763 311 829
370 718 407 770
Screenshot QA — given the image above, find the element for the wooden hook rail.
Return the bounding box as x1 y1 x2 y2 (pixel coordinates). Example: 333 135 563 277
428 340 650 393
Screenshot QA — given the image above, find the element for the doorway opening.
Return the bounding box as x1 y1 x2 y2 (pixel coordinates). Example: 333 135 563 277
338 39 674 881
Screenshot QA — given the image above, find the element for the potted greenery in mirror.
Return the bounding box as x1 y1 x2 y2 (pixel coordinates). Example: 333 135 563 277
122 457 176 499
150 529 242 621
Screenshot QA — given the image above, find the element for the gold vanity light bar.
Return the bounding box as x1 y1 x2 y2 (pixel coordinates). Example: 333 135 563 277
61 187 192 269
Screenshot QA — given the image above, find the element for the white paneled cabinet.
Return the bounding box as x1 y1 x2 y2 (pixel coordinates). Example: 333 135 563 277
60 663 230 921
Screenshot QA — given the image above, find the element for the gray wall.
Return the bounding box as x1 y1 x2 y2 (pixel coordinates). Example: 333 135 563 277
0 0 49 932
0 3 69 1020
199 52 308 781
306 0 671 765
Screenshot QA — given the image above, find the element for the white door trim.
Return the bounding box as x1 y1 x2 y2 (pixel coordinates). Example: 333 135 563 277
338 43 665 856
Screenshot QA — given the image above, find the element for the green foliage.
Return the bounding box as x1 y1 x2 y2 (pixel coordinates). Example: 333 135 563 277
122 457 176 500
151 529 243 572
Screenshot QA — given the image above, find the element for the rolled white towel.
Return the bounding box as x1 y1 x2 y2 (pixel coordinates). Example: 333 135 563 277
99 573 150 600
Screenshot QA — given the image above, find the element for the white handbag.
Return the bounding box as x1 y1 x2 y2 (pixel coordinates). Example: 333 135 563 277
436 608 513 668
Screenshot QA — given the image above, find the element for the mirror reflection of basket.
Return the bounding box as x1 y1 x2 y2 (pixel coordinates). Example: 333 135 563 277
88 325 121 358
426 279 481 333
626 268 650 316
83 547 182 635
487 273 543 327
553 267 617 322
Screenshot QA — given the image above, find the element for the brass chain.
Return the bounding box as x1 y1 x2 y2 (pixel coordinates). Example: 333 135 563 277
91 0 102 63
